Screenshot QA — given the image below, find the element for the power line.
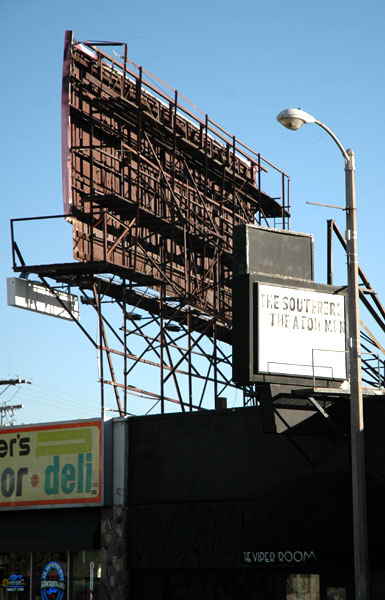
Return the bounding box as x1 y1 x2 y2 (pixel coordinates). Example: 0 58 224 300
0 378 31 426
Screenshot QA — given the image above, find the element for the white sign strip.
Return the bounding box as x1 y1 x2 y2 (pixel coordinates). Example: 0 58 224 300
257 283 346 380
7 278 79 321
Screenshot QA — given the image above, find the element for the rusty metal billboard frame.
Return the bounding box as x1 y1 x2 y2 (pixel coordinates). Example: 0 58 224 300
61 30 290 324
11 30 293 417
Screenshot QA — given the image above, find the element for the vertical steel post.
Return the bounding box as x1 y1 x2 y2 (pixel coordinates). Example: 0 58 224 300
188 308 193 412
327 219 334 285
281 172 286 229
97 287 104 420
160 276 165 414
90 122 95 262
345 149 369 600
172 90 178 192
213 321 218 402
122 43 127 97
286 175 291 230
257 153 262 225
123 278 127 415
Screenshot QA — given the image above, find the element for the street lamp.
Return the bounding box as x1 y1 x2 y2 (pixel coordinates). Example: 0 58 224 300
277 108 369 600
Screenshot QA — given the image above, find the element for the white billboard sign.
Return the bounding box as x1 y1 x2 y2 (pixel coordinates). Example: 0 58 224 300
7 278 79 321
258 283 346 380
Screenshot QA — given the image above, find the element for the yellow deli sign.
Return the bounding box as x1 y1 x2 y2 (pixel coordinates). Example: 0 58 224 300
0 420 102 509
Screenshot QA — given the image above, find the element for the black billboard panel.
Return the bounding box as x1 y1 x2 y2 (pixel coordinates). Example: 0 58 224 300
233 224 314 280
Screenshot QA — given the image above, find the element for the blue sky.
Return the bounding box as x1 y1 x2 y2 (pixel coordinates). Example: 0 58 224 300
2 0 385 424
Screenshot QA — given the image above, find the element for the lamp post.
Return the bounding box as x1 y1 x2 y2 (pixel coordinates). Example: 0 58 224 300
277 108 369 600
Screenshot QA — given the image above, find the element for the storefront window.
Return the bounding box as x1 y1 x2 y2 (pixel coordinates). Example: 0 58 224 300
70 551 102 600
0 550 103 600
31 553 67 600
287 574 320 600
0 553 30 600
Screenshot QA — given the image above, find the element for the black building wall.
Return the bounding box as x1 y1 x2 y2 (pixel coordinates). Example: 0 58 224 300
123 399 385 597
125 404 356 569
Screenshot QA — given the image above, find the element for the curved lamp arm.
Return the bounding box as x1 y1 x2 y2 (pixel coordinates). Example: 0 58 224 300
276 108 350 164
313 119 350 164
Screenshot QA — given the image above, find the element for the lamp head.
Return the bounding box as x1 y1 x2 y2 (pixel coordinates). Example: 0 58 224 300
277 108 316 131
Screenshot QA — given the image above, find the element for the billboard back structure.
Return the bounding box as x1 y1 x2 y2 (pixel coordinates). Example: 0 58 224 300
10 31 293 417
61 31 289 339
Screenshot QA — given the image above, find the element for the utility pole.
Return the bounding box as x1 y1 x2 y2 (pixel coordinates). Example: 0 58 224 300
0 378 31 427
277 107 370 600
